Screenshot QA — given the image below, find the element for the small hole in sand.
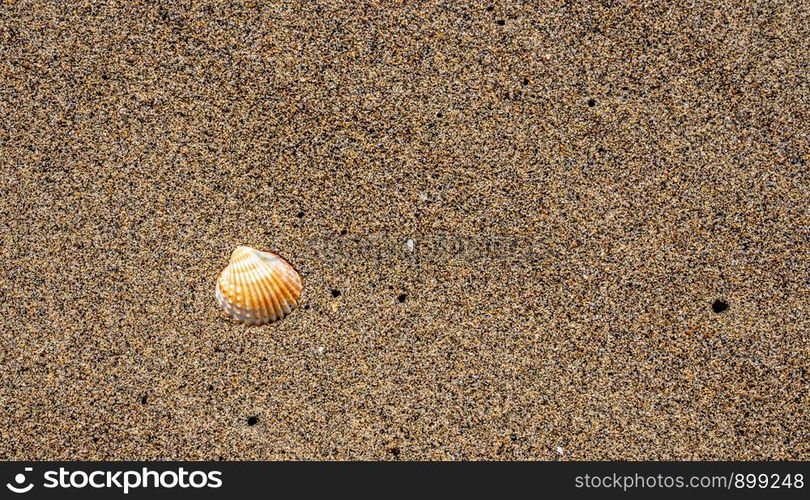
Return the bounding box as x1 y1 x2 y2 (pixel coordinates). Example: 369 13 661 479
247 416 259 426
331 289 341 298
712 299 729 313
397 294 407 303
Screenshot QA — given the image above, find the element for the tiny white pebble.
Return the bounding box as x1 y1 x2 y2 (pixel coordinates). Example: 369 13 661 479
316 346 325 355
418 192 429 201
556 446 564 455
404 239 415 252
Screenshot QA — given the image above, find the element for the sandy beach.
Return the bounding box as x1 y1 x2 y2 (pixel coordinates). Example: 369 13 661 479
0 1 807 460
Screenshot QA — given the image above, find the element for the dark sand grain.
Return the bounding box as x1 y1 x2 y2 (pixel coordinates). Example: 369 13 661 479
0 1 808 459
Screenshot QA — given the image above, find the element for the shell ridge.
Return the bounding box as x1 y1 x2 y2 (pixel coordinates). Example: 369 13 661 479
265 264 289 320
251 265 272 322
272 266 298 309
232 266 247 322
255 265 281 322
242 265 260 323
277 269 301 310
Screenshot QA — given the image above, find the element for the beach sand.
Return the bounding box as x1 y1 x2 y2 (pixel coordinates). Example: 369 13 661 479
0 1 807 460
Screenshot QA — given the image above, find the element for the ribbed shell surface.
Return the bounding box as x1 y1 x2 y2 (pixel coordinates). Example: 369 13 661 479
216 246 302 325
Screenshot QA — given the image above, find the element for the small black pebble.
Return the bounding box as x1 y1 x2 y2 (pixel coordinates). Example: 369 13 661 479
436 112 443 118
339 229 347 235
712 299 729 313
331 289 341 298
587 98 596 107
296 211 305 218
140 395 147 405
397 294 407 303
522 77 529 86
496 19 505 26
389 447 401 457
207 385 214 391
303 304 310 310
247 416 259 426
486 6 494 11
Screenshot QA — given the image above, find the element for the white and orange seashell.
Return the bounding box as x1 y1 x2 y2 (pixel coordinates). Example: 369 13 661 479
216 246 302 325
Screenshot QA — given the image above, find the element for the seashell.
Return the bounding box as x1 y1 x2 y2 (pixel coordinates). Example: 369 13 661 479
216 246 302 325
